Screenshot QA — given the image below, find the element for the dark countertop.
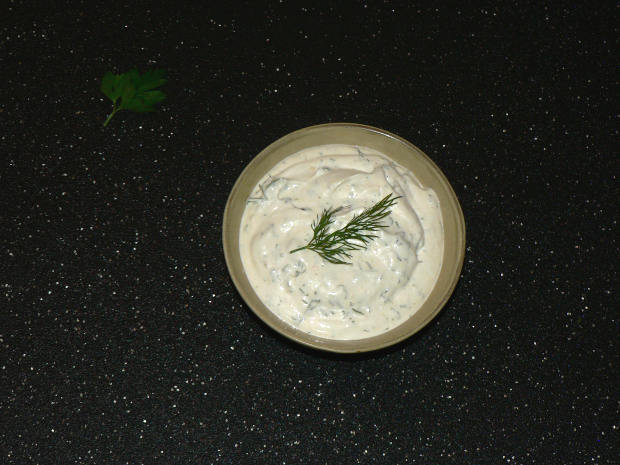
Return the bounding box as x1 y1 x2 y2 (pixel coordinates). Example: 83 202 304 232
2 2 617 464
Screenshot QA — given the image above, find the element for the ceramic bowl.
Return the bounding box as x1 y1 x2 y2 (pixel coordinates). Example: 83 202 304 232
222 123 465 353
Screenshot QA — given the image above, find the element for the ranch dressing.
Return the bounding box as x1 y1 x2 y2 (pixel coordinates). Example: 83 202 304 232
239 144 443 340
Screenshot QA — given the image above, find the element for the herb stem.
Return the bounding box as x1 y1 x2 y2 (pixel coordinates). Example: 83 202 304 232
103 103 119 127
289 245 309 254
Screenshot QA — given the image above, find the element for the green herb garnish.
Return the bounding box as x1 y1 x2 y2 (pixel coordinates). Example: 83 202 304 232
100 68 167 127
289 193 400 265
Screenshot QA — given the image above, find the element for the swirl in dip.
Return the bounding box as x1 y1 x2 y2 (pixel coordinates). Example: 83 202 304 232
239 144 444 340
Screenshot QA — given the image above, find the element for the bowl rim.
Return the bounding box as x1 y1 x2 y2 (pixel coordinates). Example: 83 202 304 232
222 122 466 353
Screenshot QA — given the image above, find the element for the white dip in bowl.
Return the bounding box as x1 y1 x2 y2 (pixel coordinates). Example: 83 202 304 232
239 144 444 340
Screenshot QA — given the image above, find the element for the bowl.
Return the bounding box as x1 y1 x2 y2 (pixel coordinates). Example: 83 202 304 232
222 123 465 353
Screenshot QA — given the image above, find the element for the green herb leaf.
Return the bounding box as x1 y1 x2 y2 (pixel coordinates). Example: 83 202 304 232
100 72 123 102
290 193 400 265
101 68 167 127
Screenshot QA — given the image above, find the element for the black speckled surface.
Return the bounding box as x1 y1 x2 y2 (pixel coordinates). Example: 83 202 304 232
1 2 617 464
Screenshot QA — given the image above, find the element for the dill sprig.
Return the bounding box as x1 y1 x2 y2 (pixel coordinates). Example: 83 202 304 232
289 193 400 265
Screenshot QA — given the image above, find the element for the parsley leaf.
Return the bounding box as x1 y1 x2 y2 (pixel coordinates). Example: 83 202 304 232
101 68 167 127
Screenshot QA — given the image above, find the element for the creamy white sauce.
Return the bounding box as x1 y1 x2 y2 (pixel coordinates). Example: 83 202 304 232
239 144 444 340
